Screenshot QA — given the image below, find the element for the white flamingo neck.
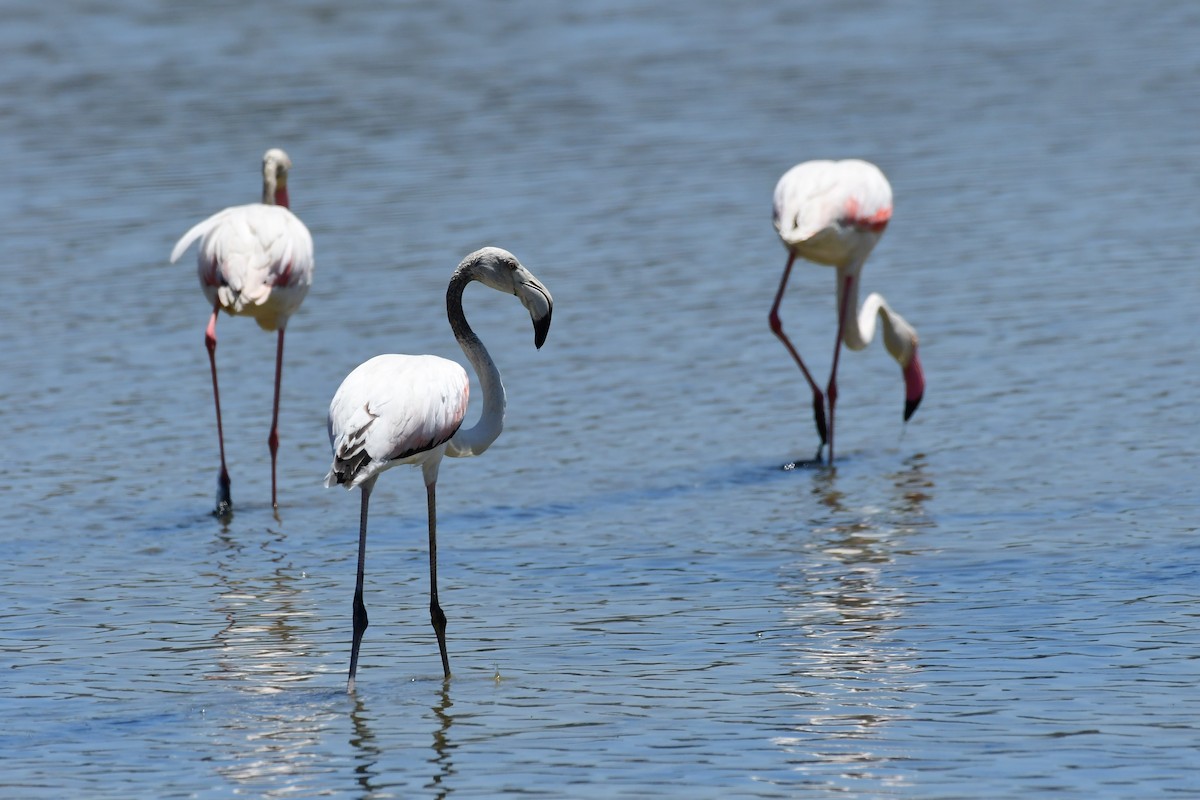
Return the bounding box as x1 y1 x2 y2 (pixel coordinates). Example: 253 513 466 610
445 271 505 457
837 267 918 366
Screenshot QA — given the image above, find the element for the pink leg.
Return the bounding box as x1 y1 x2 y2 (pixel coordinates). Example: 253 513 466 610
769 253 827 458
268 328 285 509
205 306 232 514
826 274 854 466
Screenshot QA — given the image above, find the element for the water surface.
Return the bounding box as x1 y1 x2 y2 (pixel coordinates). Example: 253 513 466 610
1 1 1198 797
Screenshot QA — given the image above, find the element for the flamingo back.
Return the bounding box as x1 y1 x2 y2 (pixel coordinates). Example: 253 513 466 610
772 159 892 267
171 203 314 331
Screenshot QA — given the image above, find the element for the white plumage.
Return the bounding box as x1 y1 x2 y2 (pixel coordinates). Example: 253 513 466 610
773 159 893 262
325 354 470 491
171 203 313 329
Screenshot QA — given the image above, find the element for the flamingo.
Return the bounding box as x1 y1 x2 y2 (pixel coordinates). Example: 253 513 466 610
324 247 553 690
769 158 924 465
170 148 314 514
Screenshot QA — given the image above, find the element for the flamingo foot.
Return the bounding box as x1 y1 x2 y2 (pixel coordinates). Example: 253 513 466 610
431 601 451 680
811 392 828 447
348 588 369 693
214 470 232 517
782 443 825 471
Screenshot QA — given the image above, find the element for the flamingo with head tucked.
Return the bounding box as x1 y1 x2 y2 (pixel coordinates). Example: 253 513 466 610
170 148 314 514
769 158 924 465
325 247 553 690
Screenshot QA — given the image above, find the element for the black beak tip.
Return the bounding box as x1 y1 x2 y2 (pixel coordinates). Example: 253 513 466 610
904 394 923 422
533 313 551 349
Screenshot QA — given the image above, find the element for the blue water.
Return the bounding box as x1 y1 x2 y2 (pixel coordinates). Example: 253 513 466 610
1 1 1198 797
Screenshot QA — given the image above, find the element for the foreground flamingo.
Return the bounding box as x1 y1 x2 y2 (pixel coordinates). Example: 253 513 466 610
170 148 314 513
770 158 924 465
325 247 553 690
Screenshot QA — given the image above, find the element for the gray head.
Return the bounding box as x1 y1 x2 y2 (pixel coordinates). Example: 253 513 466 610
458 247 553 348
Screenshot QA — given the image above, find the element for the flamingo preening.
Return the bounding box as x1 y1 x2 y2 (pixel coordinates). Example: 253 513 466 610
770 159 924 465
170 148 314 514
325 247 553 690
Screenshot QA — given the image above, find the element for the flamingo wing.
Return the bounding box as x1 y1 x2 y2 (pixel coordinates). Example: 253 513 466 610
325 354 470 489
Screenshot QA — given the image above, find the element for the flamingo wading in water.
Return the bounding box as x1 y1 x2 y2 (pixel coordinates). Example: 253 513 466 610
769 159 924 465
170 148 314 514
325 247 553 690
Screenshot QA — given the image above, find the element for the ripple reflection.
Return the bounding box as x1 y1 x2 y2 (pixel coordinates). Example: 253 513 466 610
773 457 934 790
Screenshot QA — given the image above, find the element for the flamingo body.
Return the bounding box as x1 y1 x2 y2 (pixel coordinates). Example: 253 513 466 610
326 247 553 690
169 148 313 512
773 159 892 266
325 354 470 491
769 158 923 465
172 203 314 331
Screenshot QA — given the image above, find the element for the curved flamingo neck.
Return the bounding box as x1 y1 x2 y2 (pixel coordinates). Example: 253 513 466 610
836 268 874 351
836 265 918 367
261 173 289 208
445 271 505 457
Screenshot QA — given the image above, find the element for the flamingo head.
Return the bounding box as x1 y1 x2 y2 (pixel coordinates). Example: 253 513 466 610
461 247 554 349
261 148 293 208
880 307 923 422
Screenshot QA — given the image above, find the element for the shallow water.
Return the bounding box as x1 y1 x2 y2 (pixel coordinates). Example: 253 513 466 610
1 1 1198 797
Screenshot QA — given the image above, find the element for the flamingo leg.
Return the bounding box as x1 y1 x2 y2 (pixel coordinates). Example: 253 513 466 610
348 483 372 693
268 328 285 509
426 480 451 680
205 305 232 514
769 252 827 459
826 274 855 465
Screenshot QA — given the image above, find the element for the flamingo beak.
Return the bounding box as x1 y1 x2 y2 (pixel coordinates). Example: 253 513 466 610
903 348 924 421
517 277 553 349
